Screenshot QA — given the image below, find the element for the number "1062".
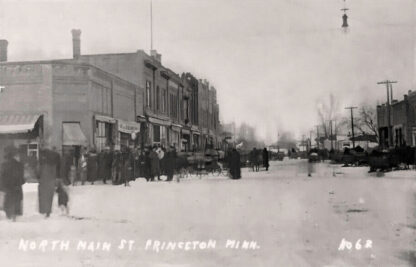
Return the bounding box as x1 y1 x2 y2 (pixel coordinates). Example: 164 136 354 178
338 238 372 251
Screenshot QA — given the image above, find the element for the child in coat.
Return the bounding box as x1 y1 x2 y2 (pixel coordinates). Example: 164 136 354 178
56 179 69 215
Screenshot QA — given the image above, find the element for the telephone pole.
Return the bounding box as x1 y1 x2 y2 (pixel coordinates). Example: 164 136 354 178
377 80 397 148
330 120 333 150
316 125 319 149
345 106 357 148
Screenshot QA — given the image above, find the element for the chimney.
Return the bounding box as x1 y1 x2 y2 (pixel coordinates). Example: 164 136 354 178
71 29 81 59
0 40 8 62
150 49 162 63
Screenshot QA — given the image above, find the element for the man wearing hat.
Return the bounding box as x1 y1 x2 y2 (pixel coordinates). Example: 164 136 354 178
38 147 61 218
0 145 25 221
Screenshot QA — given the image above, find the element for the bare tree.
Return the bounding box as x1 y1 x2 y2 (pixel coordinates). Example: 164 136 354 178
354 105 379 142
317 94 341 137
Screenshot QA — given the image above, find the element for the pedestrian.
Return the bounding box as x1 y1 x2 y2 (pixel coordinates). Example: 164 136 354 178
263 148 269 171
105 147 114 184
112 151 121 185
144 148 151 181
230 148 241 179
97 150 106 183
69 165 77 186
165 145 177 182
138 150 146 179
87 149 98 185
56 178 69 215
63 151 73 185
149 146 160 182
38 147 61 218
122 150 131 186
250 148 259 172
0 145 25 221
78 148 88 185
156 145 165 177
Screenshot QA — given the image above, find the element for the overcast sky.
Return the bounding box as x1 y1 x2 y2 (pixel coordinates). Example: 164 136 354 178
0 0 414 144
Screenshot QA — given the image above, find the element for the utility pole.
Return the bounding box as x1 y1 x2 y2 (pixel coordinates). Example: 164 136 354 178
334 120 337 150
345 106 357 148
377 80 397 148
309 130 313 151
330 120 333 150
316 125 319 149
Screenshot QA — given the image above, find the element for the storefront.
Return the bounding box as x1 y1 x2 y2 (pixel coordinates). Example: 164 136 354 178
0 114 43 165
94 115 116 152
62 122 88 172
192 131 200 151
170 124 181 150
148 117 171 147
181 128 191 152
117 119 141 151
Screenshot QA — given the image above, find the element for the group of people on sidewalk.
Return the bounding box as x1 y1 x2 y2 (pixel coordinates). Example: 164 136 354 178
0 145 67 221
62 144 179 186
0 143 254 221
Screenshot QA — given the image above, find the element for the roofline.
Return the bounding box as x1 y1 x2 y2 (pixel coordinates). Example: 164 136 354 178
0 59 138 89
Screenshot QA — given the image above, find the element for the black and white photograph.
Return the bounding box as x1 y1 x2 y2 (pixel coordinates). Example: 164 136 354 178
0 0 415 266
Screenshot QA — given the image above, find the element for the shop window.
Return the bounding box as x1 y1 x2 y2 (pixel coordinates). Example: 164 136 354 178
162 90 167 113
146 81 152 107
19 142 39 159
96 121 113 151
156 86 160 111
161 126 167 146
153 125 160 143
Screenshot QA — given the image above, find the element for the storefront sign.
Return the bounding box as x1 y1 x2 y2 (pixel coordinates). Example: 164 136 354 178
118 119 140 134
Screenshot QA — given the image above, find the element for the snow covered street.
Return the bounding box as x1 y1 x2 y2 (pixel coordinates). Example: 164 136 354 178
0 159 415 266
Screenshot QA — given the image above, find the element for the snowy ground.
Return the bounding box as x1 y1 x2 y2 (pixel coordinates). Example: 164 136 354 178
0 159 415 267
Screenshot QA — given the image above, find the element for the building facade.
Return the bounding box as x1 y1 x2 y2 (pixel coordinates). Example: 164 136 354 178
0 29 223 160
377 90 416 147
0 60 141 165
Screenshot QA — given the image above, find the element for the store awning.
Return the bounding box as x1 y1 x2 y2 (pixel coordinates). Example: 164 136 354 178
148 116 171 127
63 123 88 146
171 123 182 132
95 114 116 124
0 114 41 134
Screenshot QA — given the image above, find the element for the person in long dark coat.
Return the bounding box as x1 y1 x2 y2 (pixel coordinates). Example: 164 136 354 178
97 150 106 183
38 148 61 218
230 149 241 179
87 150 98 185
250 148 259 172
104 149 114 184
0 146 25 221
149 147 160 182
121 151 131 186
262 148 269 171
165 146 177 182
145 148 152 181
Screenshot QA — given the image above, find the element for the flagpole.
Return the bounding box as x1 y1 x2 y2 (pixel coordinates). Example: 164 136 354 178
150 0 153 51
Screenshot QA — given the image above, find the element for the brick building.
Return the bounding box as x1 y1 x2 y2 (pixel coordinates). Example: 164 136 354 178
0 29 223 160
0 60 141 165
377 90 416 147
76 30 221 151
